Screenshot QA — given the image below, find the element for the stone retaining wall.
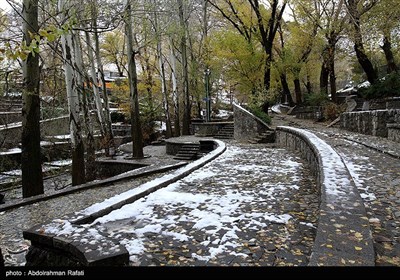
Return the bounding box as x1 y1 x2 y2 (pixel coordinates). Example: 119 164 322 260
276 126 375 266
233 103 272 141
340 109 400 138
365 97 400 110
0 116 70 149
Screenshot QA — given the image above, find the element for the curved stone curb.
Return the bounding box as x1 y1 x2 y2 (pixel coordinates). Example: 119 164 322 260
22 140 226 266
276 126 375 266
0 162 187 212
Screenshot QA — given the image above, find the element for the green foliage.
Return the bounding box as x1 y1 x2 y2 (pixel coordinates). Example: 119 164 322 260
209 29 264 97
359 72 400 100
248 104 271 125
304 92 329 106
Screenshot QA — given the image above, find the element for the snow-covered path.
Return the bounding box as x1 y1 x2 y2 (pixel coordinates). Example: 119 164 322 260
94 143 319 266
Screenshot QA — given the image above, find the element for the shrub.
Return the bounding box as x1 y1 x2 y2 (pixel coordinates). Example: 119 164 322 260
304 92 329 106
359 72 400 100
323 102 342 121
248 104 271 124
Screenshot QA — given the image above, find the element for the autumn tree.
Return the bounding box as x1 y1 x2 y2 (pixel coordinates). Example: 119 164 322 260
209 0 286 102
364 0 399 74
290 0 348 102
345 0 378 84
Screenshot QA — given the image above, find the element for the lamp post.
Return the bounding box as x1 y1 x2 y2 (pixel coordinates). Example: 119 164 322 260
204 68 211 122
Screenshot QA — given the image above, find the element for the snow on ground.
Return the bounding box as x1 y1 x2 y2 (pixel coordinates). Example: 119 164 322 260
88 144 306 263
340 154 377 202
80 139 225 216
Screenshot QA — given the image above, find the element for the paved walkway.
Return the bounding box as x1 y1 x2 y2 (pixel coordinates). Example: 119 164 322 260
272 114 400 266
95 142 319 266
0 141 319 266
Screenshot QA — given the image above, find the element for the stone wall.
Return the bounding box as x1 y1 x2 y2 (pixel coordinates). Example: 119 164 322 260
387 123 400 143
192 122 232 137
340 109 400 138
0 114 101 149
0 116 70 149
364 97 400 110
233 103 272 141
276 126 374 266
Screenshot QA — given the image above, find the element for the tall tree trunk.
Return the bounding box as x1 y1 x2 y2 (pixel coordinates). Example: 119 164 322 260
326 35 338 102
306 73 312 94
329 57 337 103
178 0 191 135
125 1 143 158
21 0 43 198
81 82 96 182
92 3 114 154
59 0 85 185
143 49 155 125
85 30 106 137
75 32 96 182
280 73 293 106
381 34 398 74
153 6 172 138
320 51 329 95
346 0 377 84
293 78 302 104
169 37 180 137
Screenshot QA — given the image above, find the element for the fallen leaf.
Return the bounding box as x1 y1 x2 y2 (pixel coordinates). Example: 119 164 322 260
355 232 363 239
355 246 362 251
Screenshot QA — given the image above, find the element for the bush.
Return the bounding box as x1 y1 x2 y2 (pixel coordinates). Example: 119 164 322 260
304 92 329 106
323 102 342 121
248 104 271 124
359 72 400 100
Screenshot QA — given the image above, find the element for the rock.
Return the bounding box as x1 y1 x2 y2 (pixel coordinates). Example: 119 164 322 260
369 217 380 224
394 212 400 218
248 238 257 246
265 243 276 252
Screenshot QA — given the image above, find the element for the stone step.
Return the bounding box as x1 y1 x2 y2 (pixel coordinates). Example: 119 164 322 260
248 131 275 144
173 144 200 160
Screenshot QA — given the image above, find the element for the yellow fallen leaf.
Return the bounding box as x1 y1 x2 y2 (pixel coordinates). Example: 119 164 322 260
355 246 362 251
355 232 363 239
326 244 333 248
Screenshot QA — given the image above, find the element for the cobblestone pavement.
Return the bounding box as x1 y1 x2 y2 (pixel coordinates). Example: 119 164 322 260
96 143 319 266
272 114 400 266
